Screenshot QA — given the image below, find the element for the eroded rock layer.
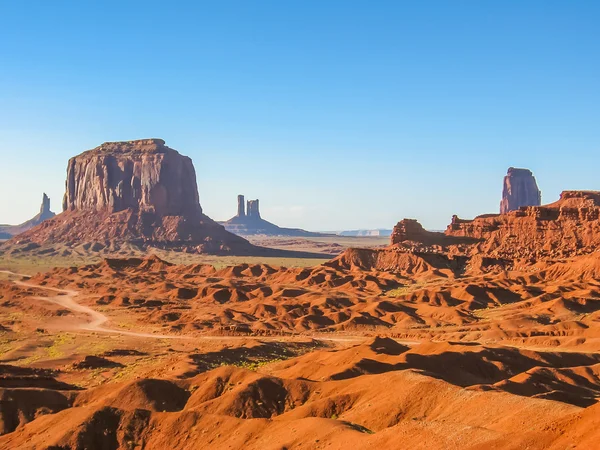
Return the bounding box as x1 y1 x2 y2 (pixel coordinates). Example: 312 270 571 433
62 139 202 217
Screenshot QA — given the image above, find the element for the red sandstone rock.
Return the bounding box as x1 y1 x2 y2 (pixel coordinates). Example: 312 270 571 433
499 167 541 214
447 190 600 259
62 139 202 217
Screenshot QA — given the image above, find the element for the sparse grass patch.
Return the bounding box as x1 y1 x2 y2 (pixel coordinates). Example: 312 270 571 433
46 333 75 359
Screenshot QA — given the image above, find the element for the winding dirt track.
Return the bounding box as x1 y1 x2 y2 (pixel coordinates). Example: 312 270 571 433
1 270 184 339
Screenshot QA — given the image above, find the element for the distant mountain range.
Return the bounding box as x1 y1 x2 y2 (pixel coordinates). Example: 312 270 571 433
336 229 392 237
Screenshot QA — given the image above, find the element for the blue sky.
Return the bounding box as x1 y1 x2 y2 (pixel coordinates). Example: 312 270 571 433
1 1 598 230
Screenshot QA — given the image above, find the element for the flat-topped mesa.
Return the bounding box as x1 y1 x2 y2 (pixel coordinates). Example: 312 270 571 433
500 167 541 214
62 139 202 218
446 190 600 258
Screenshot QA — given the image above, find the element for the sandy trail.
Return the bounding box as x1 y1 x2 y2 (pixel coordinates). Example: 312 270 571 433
0 269 31 278
2 270 186 339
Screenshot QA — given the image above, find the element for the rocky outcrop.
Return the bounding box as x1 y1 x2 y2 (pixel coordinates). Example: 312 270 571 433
447 191 600 259
500 167 541 214
4 140 255 254
390 218 478 251
237 195 246 217
247 200 260 219
0 193 56 238
391 219 434 245
221 195 327 237
62 139 202 218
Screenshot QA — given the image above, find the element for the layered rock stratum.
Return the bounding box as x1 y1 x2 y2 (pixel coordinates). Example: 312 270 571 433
499 167 541 214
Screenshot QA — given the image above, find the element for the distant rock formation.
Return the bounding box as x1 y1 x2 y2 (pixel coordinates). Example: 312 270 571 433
447 190 600 258
338 229 392 237
391 219 435 244
500 167 541 214
3 139 254 254
389 218 476 250
0 193 56 238
221 195 327 237
236 194 245 218
246 199 260 219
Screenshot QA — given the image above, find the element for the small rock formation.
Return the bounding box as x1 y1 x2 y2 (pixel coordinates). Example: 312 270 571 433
447 190 600 258
39 194 53 220
390 218 475 250
391 219 431 244
0 193 56 238
500 167 541 214
3 140 254 254
221 195 326 237
247 199 260 219
237 195 246 217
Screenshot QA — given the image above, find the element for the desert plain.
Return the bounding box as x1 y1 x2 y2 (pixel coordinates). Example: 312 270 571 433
1 141 600 450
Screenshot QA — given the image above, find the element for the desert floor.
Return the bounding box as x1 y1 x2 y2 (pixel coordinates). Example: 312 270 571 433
1 235 600 449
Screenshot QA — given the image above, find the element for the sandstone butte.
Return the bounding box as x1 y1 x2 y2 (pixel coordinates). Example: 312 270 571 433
221 194 326 237
3 139 253 254
499 167 541 214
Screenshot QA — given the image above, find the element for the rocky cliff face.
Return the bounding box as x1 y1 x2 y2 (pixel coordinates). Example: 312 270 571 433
447 191 600 259
62 139 202 218
499 167 541 214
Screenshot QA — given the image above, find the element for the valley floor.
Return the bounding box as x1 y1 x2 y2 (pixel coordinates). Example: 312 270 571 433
2 247 600 449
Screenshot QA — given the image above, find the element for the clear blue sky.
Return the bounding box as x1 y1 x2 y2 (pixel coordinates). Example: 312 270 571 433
1 1 598 231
